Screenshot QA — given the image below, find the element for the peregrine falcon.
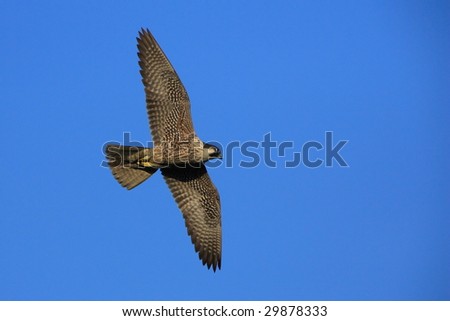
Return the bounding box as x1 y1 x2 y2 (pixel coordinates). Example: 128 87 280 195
105 29 222 271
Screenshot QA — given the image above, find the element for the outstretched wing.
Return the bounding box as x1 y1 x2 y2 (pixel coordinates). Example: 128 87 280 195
137 28 195 144
161 165 222 271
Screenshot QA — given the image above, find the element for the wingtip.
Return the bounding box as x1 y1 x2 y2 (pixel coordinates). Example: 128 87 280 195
189 225 221 272
136 27 157 55
212 259 221 272
137 27 152 39
201 253 221 272
136 28 147 44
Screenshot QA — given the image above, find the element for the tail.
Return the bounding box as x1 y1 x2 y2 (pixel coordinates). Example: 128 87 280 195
105 144 158 190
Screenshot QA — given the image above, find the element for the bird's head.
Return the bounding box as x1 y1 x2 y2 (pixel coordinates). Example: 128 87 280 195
203 143 222 160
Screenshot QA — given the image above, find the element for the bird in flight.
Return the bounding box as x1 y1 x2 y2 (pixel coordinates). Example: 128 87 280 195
105 28 222 271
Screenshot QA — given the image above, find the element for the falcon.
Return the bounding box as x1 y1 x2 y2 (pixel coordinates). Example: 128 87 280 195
105 28 222 271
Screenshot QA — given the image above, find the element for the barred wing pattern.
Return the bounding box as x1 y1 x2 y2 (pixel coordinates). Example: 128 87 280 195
137 29 195 144
161 165 222 271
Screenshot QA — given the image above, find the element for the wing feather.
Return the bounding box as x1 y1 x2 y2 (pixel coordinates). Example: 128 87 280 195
137 29 195 144
161 165 222 271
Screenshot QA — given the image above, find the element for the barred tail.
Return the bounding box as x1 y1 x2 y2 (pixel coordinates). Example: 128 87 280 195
105 144 158 190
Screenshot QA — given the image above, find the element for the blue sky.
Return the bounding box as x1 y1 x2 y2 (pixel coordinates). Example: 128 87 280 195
1 0 449 300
